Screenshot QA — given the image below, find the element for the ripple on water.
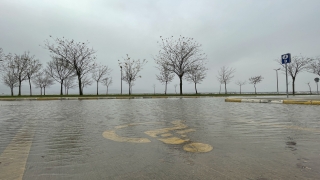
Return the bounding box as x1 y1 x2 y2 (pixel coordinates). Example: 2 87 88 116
0 98 320 179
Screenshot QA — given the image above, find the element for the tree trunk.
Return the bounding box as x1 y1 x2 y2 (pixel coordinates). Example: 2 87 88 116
11 87 14 96
81 84 84 94
18 80 22 96
224 82 227 94
78 76 83 95
67 88 69 95
195 83 197 94
106 86 108 95
129 82 131 95
179 76 183 95
40 87 42 95
60 80 64 95
292 77 295 95
165 81 167 95
254 84 256 94
28 78 32 96
240 85 242 94
219 84 221 94
44 87 46 95
96 81 99 95
308 84 312 94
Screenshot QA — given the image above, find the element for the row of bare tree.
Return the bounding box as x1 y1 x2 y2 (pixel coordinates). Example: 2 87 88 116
153 36 319 95
216 66 263 94
0 42 113 96
215 55 320 95
1 36 320 96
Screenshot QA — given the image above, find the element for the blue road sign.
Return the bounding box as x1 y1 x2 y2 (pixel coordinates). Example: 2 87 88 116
281 53 291 64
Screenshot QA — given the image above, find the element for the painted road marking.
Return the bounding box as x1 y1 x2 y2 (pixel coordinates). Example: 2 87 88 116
144 120 188 137
158 137 189 144
183 143 213 153
102 120 213 153
102 130 151 143
0 121 35 180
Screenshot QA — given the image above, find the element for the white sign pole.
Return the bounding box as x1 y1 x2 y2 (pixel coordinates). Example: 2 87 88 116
285 62 288 98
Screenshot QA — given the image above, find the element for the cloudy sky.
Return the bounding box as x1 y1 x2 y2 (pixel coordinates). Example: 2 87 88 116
1 0 320 95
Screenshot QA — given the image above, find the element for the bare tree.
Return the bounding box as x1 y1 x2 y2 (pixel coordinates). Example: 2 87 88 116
153 84 156 95
130 82 135 94
44 36 96 95
63 75 77 95
277 55 312 95
118 54 147 95
32 71 54 95
102 77 112 95
5 52 33 96
46 57 74 95
235 80 246 94
249 75 263 94
156 63 174 95
42 72 54 95
217 78 224 94
308 56 320 76
92 64 111 95
77 75 93 94
5 52 41 96
33 72 44 95
217 66 236 94
26 57 42 96
1 58 18 96
154 36 207 95
306 82 312 94
186 64 207 94
174 84 177 94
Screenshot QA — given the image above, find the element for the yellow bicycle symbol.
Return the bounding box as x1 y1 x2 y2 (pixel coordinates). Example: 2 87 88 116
103 120 212 153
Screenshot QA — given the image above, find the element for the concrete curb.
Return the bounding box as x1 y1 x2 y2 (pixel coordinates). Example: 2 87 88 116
0 96 215 101
225 98 320 105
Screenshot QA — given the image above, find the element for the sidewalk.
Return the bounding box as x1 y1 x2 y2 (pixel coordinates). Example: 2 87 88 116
225 95 320 105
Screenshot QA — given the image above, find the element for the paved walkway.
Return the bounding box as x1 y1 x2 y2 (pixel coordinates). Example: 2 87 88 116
225 95 320 105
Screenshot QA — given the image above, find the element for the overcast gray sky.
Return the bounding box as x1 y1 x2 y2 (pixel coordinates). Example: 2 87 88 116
1 0 320 95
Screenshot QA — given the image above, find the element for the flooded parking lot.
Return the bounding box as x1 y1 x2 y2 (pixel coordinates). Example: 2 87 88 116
0 97 320 180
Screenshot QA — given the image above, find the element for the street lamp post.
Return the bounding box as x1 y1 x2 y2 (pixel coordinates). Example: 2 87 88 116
315 77 319 95
120 66 122 95
274 68 280 94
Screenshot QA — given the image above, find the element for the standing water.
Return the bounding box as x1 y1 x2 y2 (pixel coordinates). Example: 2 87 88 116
0 97 319 179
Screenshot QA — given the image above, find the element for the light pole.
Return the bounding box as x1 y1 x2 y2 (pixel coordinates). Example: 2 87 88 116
315 77 319 95
120 66 122 95
274 68 280 94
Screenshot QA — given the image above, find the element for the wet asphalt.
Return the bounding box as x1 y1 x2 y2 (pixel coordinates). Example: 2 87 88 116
0 98 320 180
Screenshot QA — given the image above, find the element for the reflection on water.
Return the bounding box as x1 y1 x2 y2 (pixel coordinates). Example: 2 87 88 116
0 98 320 179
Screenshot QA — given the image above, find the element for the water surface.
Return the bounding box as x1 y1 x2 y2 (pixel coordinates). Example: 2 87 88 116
0 98 319 179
